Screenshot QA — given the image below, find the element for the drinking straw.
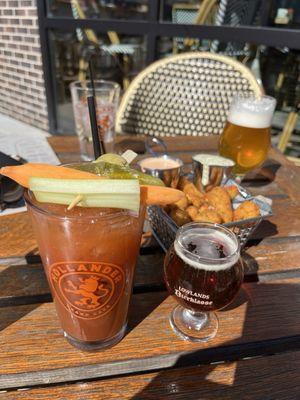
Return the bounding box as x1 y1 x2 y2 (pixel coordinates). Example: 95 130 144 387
88 57 106 154
88 59 96 99
87 95 103 159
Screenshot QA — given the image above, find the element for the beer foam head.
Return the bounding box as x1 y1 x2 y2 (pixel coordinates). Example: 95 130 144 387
228 95 276 129
174 225 240 271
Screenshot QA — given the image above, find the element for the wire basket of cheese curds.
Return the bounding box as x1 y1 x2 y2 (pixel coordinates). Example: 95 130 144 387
148 176 273 252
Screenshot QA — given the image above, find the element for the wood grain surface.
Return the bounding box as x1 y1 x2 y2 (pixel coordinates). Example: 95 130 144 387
2 351 299 399
251 199 300 240
1 197 299 260
0 135 299 395
0 212 36 258
1 237 300 306
0 253 165 306
0 264 50 306
2 135 299 262
0 198 299 305
243 180 288 198
47 135 220 156
0 276 299 389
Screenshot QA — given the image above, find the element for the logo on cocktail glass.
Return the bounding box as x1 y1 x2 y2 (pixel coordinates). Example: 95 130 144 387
50 262 125 319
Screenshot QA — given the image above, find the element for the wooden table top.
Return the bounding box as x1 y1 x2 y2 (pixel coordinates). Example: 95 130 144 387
0 135 300 399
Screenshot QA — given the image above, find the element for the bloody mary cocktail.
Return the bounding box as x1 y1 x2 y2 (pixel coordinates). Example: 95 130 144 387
26 192 145 350
1 152 183 351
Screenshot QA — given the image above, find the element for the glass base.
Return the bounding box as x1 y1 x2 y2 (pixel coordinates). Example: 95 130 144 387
170 305 218 342
64 323 127 351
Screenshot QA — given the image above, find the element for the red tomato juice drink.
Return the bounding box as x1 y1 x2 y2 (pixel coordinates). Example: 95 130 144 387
25 191 145 351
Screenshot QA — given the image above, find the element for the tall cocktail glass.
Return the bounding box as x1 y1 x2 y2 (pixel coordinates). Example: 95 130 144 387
25 191 145 351
70 80 120 160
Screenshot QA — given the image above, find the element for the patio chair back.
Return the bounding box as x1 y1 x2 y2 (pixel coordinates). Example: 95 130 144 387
211 0 262 56
172 3 201 53
116 52 262 137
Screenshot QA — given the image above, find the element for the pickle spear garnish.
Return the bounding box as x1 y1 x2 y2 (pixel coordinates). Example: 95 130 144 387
94 150 138 166
29 177 140 212
72 161 164 187
94 154 128 166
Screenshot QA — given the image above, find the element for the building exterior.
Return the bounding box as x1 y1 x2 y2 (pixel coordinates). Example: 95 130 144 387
0 0 48 131
0 1 299 139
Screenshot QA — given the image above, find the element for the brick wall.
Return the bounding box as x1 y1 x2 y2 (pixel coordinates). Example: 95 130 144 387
0 0 48 131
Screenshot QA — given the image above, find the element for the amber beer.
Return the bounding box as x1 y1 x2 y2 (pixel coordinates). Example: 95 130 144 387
164 223 243 341
219 94 276 175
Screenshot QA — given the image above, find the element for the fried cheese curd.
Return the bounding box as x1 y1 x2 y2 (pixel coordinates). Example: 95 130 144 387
204 187 233 223
233 200 260 221
168 177 260 226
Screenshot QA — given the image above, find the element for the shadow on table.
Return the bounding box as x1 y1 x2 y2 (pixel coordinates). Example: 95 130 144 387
127 291 168 334
0 303 41 332
242 252 259 278
246 220 278 247
0 261 51 331
130 281 300 399
220 284 250 312
243 158 281 185
0 263 50 301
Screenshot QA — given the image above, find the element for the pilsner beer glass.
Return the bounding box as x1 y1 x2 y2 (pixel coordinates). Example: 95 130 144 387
164 223 243 342
25 191 145 351
219 94 276 176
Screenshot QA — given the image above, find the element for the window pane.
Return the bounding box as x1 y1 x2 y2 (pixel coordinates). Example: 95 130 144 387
47 0 149 20
50 30 147 133
160 1 300 29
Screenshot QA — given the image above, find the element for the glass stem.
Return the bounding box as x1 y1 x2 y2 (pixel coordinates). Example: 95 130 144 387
183 309 209 330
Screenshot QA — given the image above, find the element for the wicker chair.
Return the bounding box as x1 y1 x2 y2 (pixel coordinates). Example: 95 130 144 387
116 52 262 137
171 1 219 53
211 0 262 57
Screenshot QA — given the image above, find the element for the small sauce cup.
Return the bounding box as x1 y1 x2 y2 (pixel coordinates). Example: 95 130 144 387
138 155 183 188
192 154 235 192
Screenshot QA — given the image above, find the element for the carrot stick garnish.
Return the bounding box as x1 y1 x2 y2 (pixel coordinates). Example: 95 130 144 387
0 163 184 206
140 185 184 206
0 163 99 188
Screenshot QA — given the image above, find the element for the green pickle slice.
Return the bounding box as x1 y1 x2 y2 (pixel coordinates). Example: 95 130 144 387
94 153 128 166
71 161 165 187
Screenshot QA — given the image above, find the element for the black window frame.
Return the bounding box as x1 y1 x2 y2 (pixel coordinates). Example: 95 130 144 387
37 0 300 134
